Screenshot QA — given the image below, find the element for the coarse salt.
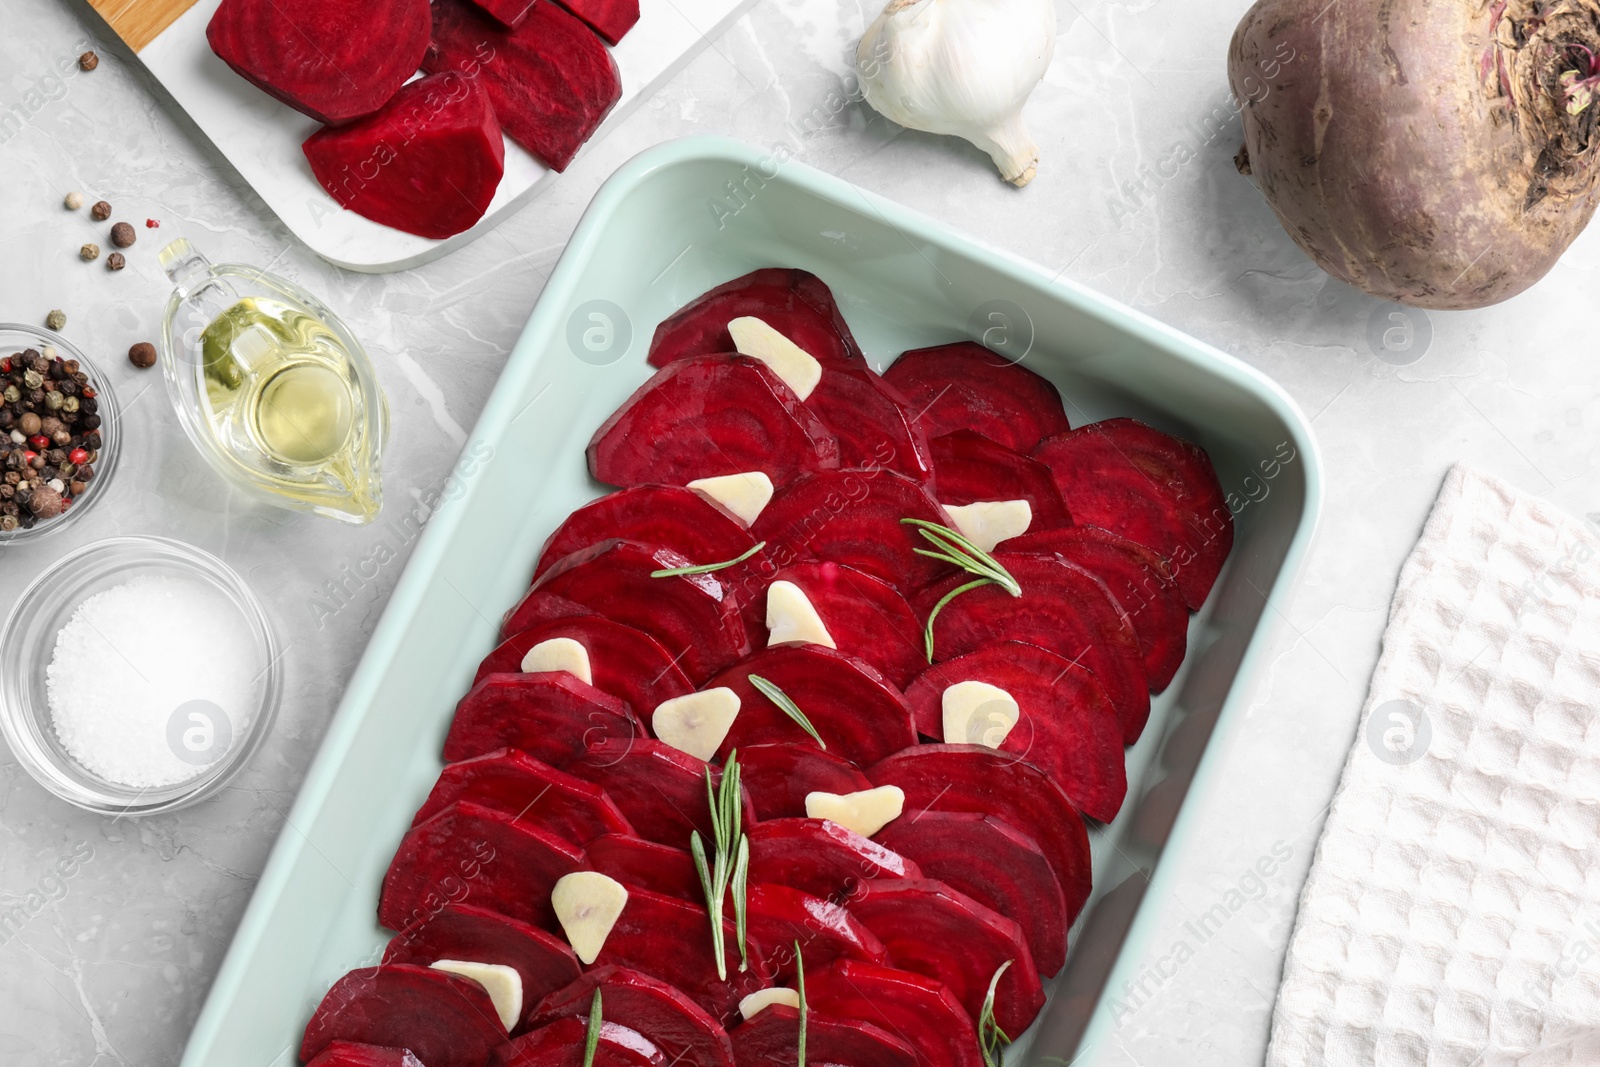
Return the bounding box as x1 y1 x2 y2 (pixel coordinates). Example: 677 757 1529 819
46 575 258 789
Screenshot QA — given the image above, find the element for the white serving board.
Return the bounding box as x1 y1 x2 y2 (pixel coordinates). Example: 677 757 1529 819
115 0 757 272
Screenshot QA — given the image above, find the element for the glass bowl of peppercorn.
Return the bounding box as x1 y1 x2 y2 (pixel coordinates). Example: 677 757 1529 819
0 325 119 542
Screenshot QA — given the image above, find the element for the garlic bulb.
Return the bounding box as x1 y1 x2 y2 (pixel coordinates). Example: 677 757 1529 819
856 0 1056 186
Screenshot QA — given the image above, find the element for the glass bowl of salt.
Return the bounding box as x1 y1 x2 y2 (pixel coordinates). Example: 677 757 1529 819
0 535 282 814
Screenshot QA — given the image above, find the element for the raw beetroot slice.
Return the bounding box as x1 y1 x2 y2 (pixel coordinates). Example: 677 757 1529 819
704 645 917 767
378 801 587 932
929 430 1071 531
648 269 866 370
744 882 887 981
805 960 982 1067
729 1005 915 1067
1007 526 1188 691
443 673 643 765
308 1045 425 1067
303 73 505 240
920 552 1151 744
808 368 934 482
475 616 695 714
425 0 620 171
588 356 840 491
586 834 700 902
737 742 873 820
530 486 757 582
747 818 919 900
882 342 1070 453
492 1017 663 1067
748 561 925 688
383 903 582 1010
848 878 1044 1037
527 967 734 1067
565 739 754 846
868 745 1093 926
410 750 633 842
300 964 507 1067
1033 418 1232 609
513 540 750 685
207 0 430 125
469 0 535 28
751 469 950 593
902 641 1127 821
877 812 1069 977
555 0 639 44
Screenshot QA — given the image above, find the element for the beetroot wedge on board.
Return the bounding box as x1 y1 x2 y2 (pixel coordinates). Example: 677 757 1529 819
738 743 874 820
300 964 507 1067
751 469 951 593
378 801 587 932
443 673 642 765
531 486 757 583
929 430 1071 531
882 342 1070 453
648 269 866 370
729 1005 915 1067
848 878 1044 1036
744 882 887 981
877 812 1069 976
207 0 430 125
591 886 769 1020
307 1044 425 1067
704 645 917 768
476 616 695 714
469 0 535 28
517 540 750 684
383 903 582 1010
807 367 934 482
425 0 621 171
588 356 840 491
491 1017 663 1067
919 552 1150 744
868 745 1093 925
750 562 926 688
565 739 753 846
1032 418 1232 609
805 960 982 1067
1006 526 1188 691
527 967 734 1067
747 818 919 900
303 73 504 240
554 0 639 43
586 834 700 902
410 751 633 843
901 641 1126 821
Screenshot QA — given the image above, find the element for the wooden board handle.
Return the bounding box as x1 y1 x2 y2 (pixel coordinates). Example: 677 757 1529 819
87 0 205 53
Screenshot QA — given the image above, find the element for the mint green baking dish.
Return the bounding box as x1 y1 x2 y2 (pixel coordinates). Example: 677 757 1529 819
179 136 1321 1067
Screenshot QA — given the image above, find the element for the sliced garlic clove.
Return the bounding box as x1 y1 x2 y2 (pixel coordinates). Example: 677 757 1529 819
429 960 522 1031
943 499 1033 553
688 471 775 526
766 580 836 649
728 316 822 401
551 871 629 966
652 688 741 762
520 637 592 685
941 680 1020 749
740 987 801 1020
806 785 906 838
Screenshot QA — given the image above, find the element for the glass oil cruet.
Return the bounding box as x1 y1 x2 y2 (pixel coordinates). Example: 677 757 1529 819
159 239 389 525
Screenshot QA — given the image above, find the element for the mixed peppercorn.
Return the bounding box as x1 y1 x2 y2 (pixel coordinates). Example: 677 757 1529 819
0 348 103 532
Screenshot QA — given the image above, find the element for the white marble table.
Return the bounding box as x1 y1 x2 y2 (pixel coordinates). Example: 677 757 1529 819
1 0 1595 1063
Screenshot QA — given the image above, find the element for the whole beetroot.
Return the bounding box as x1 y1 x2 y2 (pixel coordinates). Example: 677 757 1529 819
1229 0 1600 309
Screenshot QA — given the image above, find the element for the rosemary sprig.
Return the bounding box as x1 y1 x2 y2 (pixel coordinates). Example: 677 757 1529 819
795 941 808 1067
691 751 750 980
747 674 826 749
977 960 1013 1067
901 519 1022 661
582 988 603 1067
652 542 766 578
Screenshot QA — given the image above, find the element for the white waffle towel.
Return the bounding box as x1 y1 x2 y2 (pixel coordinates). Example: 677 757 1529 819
1267 465 1600 1067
